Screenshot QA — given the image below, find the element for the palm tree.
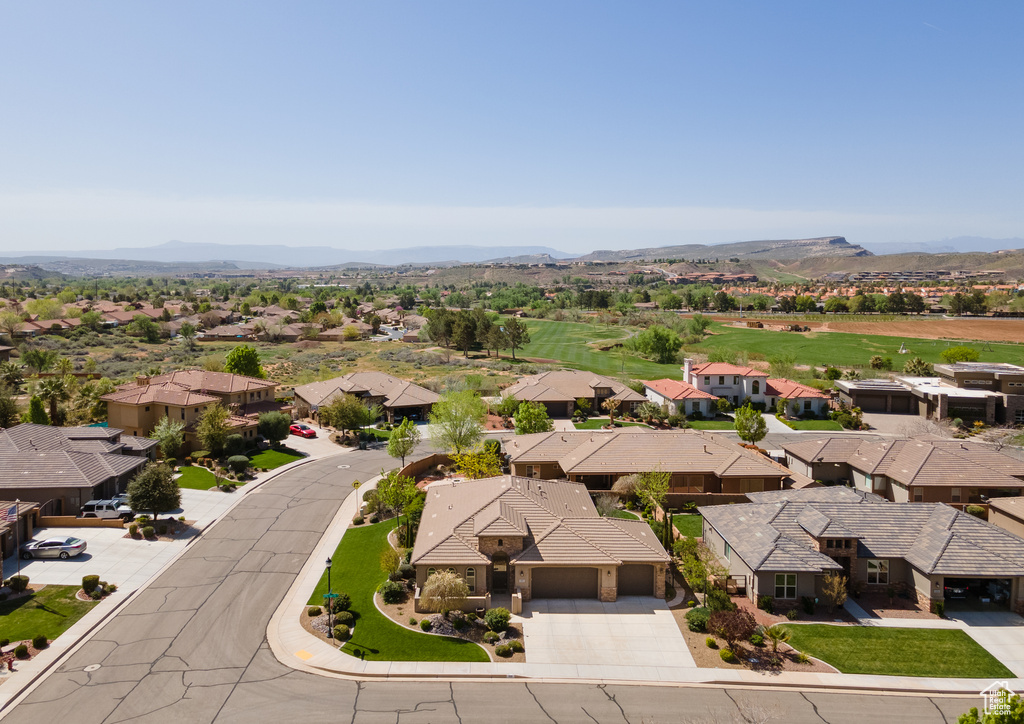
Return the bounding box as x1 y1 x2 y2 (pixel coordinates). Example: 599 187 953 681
764 625 791 655
0 360 22 388
37 375 70 425
54 357 74 375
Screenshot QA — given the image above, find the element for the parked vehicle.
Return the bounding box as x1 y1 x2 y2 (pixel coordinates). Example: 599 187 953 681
80 499 134 521
21 536 87 560
289 423 317 438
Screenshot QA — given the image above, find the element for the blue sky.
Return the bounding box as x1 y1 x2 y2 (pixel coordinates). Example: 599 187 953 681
1 1 1022 253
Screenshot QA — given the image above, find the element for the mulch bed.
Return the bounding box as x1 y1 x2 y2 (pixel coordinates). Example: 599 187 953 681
375 591 526 663
732 594 858 627
670 604 837 675
123 519 197 542
853 592 936 619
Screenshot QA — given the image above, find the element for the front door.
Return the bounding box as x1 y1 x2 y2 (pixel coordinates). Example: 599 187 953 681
492 554 509 592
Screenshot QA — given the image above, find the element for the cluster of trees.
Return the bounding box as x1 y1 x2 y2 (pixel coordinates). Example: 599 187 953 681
425 309 531 359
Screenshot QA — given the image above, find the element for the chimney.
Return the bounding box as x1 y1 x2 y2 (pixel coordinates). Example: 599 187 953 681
136 375 150 387
683 358 693 382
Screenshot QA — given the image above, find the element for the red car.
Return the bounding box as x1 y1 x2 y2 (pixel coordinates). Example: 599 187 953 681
289 423 317 438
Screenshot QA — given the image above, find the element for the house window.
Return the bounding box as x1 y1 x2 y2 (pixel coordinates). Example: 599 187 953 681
525 465 539 479
165 406 169 414
826 539 834 549
1016 409 1024 423
733 376 739 384
447 568 456 574
181 410 185 420
867 560 889 585
804 400 812 411
719 376 725 385
913 489 923 502
427 568 436 577
497 539 503 547
704 376 710 385
752 381 760 394
951 487 962 503
466 567 476 593
724 542 731 560
775 573 797 599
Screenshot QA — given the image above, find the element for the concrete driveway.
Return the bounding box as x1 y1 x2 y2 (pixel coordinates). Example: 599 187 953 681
2 488 238 591
519 597 695 678
951 610 1024 678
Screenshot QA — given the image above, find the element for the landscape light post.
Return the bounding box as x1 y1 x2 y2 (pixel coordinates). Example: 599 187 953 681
325 557 334 633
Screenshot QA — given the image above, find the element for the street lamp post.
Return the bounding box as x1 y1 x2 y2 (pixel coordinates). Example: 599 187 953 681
325 557 333 633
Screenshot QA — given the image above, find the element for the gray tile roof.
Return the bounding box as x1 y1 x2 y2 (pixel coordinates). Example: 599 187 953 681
702 486 1024 577
503 370 646 405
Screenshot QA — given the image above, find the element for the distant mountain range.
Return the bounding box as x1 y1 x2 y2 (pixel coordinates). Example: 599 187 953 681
2 235 1021 276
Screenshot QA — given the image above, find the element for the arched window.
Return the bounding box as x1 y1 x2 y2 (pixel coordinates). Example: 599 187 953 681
497 538 503 547
448 568 456 574
466 567 476 593
427 568 436 577
752 380 760 394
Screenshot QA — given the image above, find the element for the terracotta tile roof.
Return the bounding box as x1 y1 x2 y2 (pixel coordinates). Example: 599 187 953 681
144 369 275 394
101 381 220 407
642 378 717 401
690 362 764 377
765 378 830 400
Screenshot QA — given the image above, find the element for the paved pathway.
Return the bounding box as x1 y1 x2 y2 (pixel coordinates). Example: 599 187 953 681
0 452 987 723
762 412 793 434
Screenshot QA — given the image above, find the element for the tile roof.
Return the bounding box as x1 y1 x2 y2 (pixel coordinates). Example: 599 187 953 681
765 378 830 400
142 369 276 394
101 381 220 407
702 487 1024 577
642 378 718 401
785 436 1024 489
294 372 438 410
508 429 788 479
503 370 646 405
690 362 764 378
412 476 669 568
988 496 1024 522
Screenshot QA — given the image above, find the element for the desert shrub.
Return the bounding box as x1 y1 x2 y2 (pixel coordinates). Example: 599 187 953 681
191 450 210 461
719 649 737 663
398 562 415 579
485 607 511 632
452 617 467 631
796 652 810 664
685 607 711 633
142 526 155 538
420 618 432 631
494 644 512 657
378 580 404 604
334 611 355 626
801 596 816 615
165 457 176 468
509 639 524 653
484 630 500 643
467 612 478 621
757 595 774 614
329 592 351 612
965 505 987 519
388 570 403 582
352 515 364 526
705 636 718 649
129 523 139 537
156 524 168 535
931 600 945 617
704 588 736 612
227 455 249 474
332 624 350 640
786 609 799 621
108 583 118 593
32 635 47 649
686 600 697 608
708 610 757 649
750 633 764 646
82 575 100 594
8 575 29 593
14 645 28 659
307 606 322 617
409 617 417 626
90 590 102 600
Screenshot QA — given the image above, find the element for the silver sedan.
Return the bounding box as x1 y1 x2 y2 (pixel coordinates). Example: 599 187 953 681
20 536 88 560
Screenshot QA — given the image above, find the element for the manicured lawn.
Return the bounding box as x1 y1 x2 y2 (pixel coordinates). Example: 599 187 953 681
0 586 98 642
175 465 217 490
691 322 1024 370
602 509 641 520
780 624 1013 678
783 419 844 431
308 520 488 662
363 428 392 441
519 318 684 378
687 421 735 430
672 514 703 538
248 447 304 470
573 419 650 430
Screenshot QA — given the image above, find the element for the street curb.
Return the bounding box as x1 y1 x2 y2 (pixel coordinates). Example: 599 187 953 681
0 451 345 718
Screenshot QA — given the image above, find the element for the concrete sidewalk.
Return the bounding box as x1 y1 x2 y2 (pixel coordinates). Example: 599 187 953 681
266 484 1024 693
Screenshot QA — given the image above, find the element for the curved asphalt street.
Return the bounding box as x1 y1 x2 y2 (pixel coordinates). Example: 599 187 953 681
1 450 977 724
